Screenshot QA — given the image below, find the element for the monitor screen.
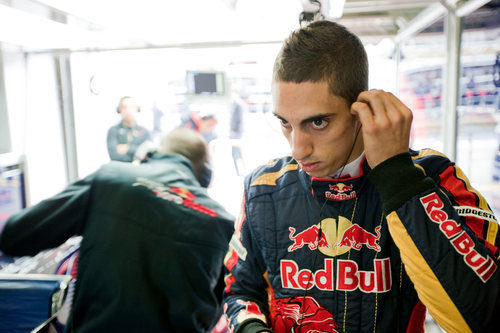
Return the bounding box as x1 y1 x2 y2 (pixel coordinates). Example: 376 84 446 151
0 166 26 231
186 71 225 96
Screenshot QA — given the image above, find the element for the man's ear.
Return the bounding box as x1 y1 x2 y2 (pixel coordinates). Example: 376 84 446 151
352 114 360 127
196 162 212 188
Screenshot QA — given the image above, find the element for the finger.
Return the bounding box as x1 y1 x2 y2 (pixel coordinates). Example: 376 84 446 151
356 90 390 126
376 92 412 133
378 92 405 126
351 101 375 132
360 90 411 129
386 92 413 125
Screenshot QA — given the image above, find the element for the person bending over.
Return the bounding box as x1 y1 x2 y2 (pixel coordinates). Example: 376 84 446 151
1 128 234 332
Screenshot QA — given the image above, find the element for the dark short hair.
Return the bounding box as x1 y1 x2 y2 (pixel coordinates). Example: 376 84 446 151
273 20 368 106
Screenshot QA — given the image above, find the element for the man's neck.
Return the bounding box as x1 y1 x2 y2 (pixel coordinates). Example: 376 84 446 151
122 119 135 128
330 151 365 178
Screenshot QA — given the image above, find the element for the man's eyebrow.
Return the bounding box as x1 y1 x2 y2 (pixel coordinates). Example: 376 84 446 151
272 112 285 121
300 114 332 125
273 112 333 125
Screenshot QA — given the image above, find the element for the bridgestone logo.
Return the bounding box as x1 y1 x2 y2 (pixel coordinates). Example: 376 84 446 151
453 206 497 223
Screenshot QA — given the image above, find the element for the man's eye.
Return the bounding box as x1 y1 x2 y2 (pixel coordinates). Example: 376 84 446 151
311 119 328 129
280 119 290 127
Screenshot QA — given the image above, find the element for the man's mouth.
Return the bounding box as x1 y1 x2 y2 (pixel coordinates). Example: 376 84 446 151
299 162 320 173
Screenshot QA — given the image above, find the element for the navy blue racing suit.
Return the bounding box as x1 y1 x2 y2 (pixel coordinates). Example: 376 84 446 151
223 149 500 333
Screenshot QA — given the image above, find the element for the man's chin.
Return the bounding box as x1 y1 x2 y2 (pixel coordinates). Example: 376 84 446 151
301 164 343 179
302 169 329 179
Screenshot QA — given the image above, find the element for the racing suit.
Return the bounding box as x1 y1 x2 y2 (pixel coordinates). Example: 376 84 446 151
223 149 500 333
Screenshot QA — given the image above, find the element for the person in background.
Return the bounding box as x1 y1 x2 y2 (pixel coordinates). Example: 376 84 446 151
0 128 234 332
182 111 218 143
229 92 245 176
107 96 151 162
223 20 500 333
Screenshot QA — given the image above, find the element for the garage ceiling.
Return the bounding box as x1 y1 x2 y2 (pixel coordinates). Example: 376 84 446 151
0 0 498 51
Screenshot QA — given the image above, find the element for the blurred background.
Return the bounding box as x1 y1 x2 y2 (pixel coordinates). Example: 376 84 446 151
0 1 499 331
0 0 499 216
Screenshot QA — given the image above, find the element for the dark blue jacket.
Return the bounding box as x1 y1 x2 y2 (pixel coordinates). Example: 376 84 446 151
224 150 500 333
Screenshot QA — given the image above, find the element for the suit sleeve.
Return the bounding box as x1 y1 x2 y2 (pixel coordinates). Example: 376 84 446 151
107 126 129 162
0 173 95 257
369 152 500 333
222 193 273 333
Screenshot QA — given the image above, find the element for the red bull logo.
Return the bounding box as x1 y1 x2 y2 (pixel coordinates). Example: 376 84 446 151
420 192 497 282
326 183 356 201
281 258 392 292
328 183 353 193
337 224 381 252
288 225 330 252
133 177 218 217
271 296 339 332
170 186 196 200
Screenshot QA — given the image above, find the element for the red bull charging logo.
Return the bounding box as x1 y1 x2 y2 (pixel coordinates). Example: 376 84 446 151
271 296 339 333
328 183 353 193
288 225 330 252
337 224 381 252
133 177 218 217
288 218 382 256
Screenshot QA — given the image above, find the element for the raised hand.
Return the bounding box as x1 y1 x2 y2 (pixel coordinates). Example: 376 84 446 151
350 89 412 169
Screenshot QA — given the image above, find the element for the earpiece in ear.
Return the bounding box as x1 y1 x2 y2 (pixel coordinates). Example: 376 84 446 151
352 115 359 130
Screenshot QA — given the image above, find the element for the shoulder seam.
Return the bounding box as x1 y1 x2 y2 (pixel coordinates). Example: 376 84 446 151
411 149 448 160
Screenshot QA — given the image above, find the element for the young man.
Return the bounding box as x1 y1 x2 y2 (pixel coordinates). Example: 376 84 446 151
107 96 151 162
223 21 500 333
0 128 234 332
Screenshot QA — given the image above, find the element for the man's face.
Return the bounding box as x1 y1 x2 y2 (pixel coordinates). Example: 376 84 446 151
199 117 217 134
272 81 363 178
119 98 139 123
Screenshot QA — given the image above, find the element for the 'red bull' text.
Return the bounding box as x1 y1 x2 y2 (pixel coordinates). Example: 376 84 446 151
280 258 391 293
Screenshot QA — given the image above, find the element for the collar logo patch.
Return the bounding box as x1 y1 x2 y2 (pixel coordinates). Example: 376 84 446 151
326 183 356 201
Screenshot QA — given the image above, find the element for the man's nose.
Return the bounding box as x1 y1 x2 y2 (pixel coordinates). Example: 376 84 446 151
290 129 312 162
